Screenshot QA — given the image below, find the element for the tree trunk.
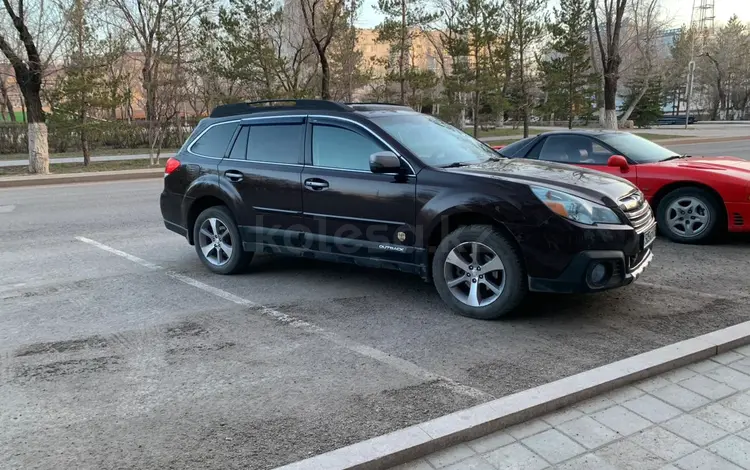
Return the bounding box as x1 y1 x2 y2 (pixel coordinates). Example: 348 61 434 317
520 51 529 138
320 53 330 99
619 81 649 126
399 0 406 105
568 57 574 130
603 74 618 130
0 79 14 121
21 81 49 174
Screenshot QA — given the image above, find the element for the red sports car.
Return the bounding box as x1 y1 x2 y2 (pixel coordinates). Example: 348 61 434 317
493 130 750 243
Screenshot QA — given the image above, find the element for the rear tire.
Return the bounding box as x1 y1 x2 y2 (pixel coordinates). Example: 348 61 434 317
656 187 723 244
193 206 253 274
432 225 527 320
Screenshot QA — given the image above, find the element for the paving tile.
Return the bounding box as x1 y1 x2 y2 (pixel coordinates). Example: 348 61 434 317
594 438 667 470
554 453 619 470
505 419 551 440
651 384 711 411
466 431 515 454
636 376 674 393
575 396 617 414
688 360 722 374
662 368 698 383
674 450 742 470
629 427 699 461
720 391 750 416
521 429 585 464
734 345 750 357
622 394 683 423
483 443 549 470
659 466 680 470
729 357 750 377
663 414 728 446
713 351 745 365
735 427 750 443
443 455 496 470
591 405 652 436
708 435 750 468
557 415 620 449
604 385 646 404
678 374 736 400
425 443 475 468
541 408 583 426
692 403 750 433
391 458 435 470
704 366 750 391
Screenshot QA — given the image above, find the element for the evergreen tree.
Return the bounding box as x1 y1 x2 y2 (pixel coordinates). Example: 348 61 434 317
375 0 438 104
539 0 593 128
621 75 663 127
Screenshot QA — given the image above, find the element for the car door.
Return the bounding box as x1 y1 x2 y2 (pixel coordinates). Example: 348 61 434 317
300 116 418 265
217 116 306 250
534 134 638 185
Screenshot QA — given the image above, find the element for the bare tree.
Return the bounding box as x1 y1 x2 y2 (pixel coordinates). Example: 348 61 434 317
299 0 346 99
591 0 627 129
617 0 664 126
0 0 69 173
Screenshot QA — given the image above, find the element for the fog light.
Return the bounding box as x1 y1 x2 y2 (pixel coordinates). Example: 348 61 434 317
587 262 611 288
590 263 607 284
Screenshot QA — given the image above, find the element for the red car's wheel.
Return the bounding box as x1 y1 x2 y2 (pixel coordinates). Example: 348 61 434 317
656 187 723 244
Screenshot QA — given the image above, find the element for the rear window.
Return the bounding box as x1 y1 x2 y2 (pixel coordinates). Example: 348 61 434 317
495 137 536 158
190 122 238 158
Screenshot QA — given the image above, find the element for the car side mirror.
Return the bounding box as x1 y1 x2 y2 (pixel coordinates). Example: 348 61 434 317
607 155 630 172
370 151 402 174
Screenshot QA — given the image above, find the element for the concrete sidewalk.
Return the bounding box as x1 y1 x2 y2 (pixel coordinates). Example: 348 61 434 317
397 345 750 470
0 152 176 168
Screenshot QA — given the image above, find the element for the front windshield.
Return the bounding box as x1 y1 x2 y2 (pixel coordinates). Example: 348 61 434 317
370 113 500 167
598 133 679 163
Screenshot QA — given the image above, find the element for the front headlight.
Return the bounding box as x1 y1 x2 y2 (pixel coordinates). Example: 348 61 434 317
531 186 622 225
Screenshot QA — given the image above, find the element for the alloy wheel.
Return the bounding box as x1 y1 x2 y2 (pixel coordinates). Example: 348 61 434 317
665 196 710 238
198 217 233 266
443 241 506 307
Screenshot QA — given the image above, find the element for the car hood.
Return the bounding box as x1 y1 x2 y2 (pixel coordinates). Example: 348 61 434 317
446 158 637 207
660 156 750 178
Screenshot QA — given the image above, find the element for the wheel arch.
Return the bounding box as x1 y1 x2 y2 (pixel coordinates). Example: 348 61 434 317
425 210 525 278
185 194 233 245
650 181 727 224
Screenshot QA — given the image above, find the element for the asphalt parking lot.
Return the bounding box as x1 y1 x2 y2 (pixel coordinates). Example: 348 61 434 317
2 179 750 470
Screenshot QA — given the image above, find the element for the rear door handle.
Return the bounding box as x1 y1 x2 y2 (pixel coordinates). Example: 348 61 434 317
225 170 243 183
304 178 329 191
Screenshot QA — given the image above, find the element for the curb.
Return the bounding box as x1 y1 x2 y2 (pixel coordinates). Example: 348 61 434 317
275 321 750 470
0 168 163 188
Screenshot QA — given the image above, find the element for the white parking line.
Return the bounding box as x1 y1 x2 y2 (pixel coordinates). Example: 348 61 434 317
75 235 493 401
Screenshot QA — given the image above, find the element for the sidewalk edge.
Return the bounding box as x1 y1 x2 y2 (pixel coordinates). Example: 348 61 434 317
275 321 750 470
0 169 163 188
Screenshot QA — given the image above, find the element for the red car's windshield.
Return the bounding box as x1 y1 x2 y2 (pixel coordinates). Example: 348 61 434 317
598 133 680 163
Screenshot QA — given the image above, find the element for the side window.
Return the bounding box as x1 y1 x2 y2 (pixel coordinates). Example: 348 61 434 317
538 135 594 164
247 124 304 164
228 126 249 160
312 124 386 171
190 122 238 158
587 141 613 164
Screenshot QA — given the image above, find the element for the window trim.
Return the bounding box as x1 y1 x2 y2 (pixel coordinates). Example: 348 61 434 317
226 124 249 160
187 120 241 159
307 115 416 175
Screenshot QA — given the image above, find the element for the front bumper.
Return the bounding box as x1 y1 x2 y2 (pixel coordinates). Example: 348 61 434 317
726 202 750 232
528 248 654 294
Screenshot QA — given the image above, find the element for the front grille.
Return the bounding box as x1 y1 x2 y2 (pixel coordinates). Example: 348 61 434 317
734 213 745 227
619 193 655 233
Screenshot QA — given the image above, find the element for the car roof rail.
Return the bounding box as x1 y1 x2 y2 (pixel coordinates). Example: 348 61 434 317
346 102 414 111
209 99 354 118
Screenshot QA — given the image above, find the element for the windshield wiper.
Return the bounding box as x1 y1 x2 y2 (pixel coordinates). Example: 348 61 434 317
661 155 688 162
441 161 470 168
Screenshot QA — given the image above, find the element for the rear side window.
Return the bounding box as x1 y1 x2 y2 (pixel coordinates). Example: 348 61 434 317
247 124 304 164
190 122 238 158
228 126 249 159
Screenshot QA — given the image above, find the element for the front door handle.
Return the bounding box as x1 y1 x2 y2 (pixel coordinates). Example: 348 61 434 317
304 178 329 191
225 170 243 183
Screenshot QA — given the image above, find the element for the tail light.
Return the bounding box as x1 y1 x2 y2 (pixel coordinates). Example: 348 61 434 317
165 157 181 175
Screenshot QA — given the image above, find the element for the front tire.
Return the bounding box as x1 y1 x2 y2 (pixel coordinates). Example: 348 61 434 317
193 206 253 274
432 225 527 320
656 187 722 244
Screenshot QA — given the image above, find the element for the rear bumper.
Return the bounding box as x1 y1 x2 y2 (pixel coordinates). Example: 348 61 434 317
160 190 188 239
726 202 750 232
528 248 653 294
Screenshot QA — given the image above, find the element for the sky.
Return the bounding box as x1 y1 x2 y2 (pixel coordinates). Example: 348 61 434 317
354 0 750 29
